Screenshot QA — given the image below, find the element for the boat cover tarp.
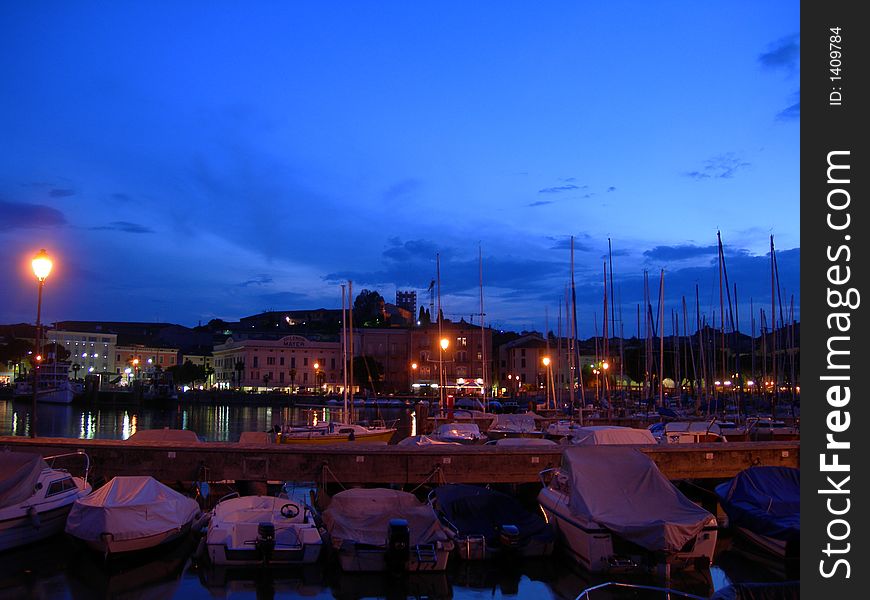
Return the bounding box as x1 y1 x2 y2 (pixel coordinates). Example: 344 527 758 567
66 476 199 542
568 426 657 446
0 452 48 508
397 435 460 447
323 488 449 547
433 484 553 544
127 429 201 443
711 581 800 600
562 446 713 552
494 437 557 446
714 466 799 543
490 413 539 433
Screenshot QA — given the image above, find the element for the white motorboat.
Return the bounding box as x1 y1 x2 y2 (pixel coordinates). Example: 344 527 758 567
65 476 202 555
396 435 461 447
0 451 91 551
538 446 717 572
205 494 323 566
321 488 454 572
657 421 727 444
277 422 396 445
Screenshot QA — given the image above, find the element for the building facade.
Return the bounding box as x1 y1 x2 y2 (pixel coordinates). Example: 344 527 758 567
213 335 342 392
409 321 494 396
115 344 180 379
45 329 118 379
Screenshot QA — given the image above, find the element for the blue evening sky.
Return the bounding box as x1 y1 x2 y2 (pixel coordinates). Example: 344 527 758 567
1 1 799 336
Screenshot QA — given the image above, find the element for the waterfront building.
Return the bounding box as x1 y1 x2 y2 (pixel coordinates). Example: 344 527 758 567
45 329 117 380
115 344 179 380
353 328 411 393
409 321 494 397
213 335 342 392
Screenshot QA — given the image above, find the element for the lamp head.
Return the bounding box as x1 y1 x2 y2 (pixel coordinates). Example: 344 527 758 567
32 249 52 281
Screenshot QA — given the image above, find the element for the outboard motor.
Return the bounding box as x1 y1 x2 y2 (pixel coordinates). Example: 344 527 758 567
497 524 521 550
386 518 410 571
255 522 276 564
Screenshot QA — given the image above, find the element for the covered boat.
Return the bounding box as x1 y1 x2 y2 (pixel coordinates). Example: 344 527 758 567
538 446 717 572
565 426 657 446
321 488 454 572
396 435 460 447
715 466 799 559
429 484 554 560
430 422 487 444
485 413 544 440
0 451 91 551
66 476 201 555
205 494 323 566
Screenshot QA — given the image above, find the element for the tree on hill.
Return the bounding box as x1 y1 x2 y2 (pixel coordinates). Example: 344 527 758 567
353 289 387 327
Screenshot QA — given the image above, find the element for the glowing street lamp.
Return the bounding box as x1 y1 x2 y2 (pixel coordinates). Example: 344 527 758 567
410 362 418 394
30 248 52 438
439 338 449 409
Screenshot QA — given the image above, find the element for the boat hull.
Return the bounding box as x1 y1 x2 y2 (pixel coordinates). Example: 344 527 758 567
278 429 396 444
0 476 90 552
81 520 195 555
334 540 453 572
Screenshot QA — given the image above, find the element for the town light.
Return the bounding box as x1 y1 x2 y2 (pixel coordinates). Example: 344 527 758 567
440 338 449 350
32 249 53 281
602 362 609 370
542 356 551 367
411 362 418 370
30 249 52 438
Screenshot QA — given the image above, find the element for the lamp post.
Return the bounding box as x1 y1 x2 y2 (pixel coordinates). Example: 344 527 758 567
30 249 52 438
543 356 552 410
410 362 418 395
313 362 320 394
439 338 449 411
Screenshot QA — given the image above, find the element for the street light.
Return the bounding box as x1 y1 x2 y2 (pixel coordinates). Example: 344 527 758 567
439 338 449 411
30 249 52 438
410 362 418 395
313 362 320 394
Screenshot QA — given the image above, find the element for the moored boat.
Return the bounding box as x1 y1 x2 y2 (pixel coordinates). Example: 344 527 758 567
321 488 454 572
0 451 91 551
563 425 657 446
277 422 396 444
65 475 202 555
715 466 799 560
430 422 487 444
485 413 544 440
428 484 554 560
13 361 80 404
205 494 323 566
538 446 717 572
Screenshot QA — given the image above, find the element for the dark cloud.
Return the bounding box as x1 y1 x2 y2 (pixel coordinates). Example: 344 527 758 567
382 238 440 263
777 98 800 121
606 186 616 192
50 188 76 197
539 184 579 194
759 34 800 73
684 154 751 180
0 200 67 230
528 200 553 207
643 244 718 261
89 221 154 234
548 236 594 252
239 274 273 287
382 178 423 203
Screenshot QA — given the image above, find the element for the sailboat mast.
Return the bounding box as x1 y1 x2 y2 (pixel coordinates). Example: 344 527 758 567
658 269 664 408
570 236 585 421
479 246 487 410
436 252 444 413
770 235 777 416
341 283 348 420
348 280 354 423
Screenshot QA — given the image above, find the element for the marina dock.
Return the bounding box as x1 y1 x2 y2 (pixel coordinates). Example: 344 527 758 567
0 436 798 485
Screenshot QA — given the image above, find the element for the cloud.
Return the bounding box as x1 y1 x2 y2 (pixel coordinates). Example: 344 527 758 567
254 291 310 307
548 236 594 252
382 238 440 263
759 34 800 73
238 274 273 287
89 221 154 233
777 102 800 121
112 192 132 202
684 153 751 180
643 244 718 261
606 186 616 192
0 200 67 230
528 200 553 207
50 188 76 197
382 178 423 203
539 184 579 194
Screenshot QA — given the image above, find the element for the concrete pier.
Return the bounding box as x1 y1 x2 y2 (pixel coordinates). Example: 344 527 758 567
0 436 798 486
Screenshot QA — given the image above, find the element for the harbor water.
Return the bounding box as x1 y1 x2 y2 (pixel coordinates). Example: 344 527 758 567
0 397 794 599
